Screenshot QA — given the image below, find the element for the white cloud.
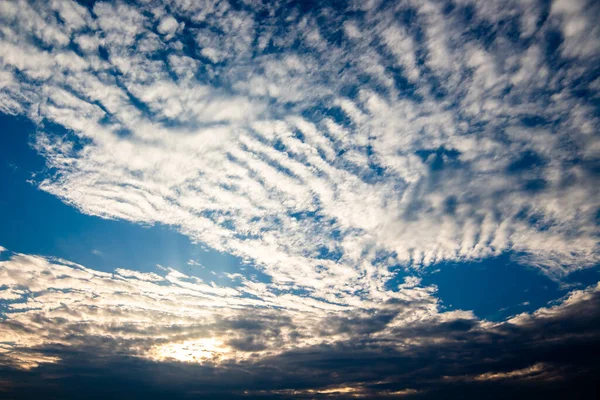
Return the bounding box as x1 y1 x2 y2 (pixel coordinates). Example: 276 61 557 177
0 0 598 304
550 0 600 59
157 15 181 38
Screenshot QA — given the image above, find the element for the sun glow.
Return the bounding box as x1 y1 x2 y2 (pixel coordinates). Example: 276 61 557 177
147 338 231 364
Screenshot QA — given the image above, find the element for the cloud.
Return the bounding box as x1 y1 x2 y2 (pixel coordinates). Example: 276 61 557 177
0 1 599 397
157 15 182 39
0 249 599 398
0 247 600 398
0 0 598 307
472 363 548 382
0 247 448 368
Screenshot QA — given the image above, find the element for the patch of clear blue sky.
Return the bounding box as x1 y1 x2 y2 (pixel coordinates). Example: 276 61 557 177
419 255 599 321
1 110 598 320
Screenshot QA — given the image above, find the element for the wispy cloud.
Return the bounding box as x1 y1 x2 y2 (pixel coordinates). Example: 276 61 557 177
0 0 598 305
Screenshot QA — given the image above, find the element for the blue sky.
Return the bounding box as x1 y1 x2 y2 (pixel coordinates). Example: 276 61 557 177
0 0 599 398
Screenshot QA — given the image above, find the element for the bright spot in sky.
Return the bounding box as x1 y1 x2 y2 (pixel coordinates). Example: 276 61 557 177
148 337 230 364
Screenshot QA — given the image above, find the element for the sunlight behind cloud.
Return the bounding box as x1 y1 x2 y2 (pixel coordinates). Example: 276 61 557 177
147 337 231 364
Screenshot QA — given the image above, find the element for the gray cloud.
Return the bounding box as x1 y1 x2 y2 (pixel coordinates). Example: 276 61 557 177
0 249 598 398
0 249 452 368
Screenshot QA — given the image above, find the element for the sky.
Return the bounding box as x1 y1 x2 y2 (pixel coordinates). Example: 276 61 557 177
0 0 599 398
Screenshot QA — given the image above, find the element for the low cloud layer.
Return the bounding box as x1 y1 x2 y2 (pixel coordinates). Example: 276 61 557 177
0 248 599 398
0 249 462 368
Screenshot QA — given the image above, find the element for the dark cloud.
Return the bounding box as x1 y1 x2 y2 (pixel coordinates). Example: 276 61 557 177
1 282 598 399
